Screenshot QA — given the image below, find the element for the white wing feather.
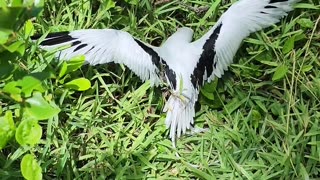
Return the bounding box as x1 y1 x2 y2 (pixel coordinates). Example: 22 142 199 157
193 0 299 82
35 29 162 86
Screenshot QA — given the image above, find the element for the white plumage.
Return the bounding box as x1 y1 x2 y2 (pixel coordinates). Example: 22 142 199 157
32 0 299 145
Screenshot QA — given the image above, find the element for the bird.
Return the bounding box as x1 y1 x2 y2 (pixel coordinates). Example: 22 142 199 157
31 0 300 146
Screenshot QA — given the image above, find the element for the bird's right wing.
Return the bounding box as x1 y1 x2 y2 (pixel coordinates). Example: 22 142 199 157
31 29 165 86
191 0 299 89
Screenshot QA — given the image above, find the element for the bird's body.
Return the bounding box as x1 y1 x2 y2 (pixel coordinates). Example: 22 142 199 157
31 0 300 145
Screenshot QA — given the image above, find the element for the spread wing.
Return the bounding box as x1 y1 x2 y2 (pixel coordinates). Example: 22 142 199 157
31 29 164 86
190 0 299 89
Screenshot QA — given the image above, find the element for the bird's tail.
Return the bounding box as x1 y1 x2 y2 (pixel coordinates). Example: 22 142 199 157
163 94 195 145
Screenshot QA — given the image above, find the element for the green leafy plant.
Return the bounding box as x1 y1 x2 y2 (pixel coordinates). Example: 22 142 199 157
0 1 92 179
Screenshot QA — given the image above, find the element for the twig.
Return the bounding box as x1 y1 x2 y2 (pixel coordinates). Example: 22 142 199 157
154 0 173 6
154 0 209 15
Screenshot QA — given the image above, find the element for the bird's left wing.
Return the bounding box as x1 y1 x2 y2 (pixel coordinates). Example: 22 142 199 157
31 29 164 86
191 0 299 89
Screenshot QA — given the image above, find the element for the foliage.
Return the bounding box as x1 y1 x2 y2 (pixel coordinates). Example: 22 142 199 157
1 0 320 179
0 1 90 179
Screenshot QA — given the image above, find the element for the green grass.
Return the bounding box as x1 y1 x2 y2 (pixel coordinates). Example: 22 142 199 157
3 0 320 179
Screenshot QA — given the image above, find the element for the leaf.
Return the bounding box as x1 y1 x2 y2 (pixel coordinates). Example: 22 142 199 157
0 111 15 150
59 55 85 78
58 62 68 78
297 18 314 28
223 98 247 114
201 89 215 100
0 60 15 80
3 81 21 95
16 72 50 97
125 0 138 5
3 40 25 55
103 0 116 11
202 79 218 93
260 61 278 67
21 154 42 180
3 81 23 102
272 65 288 82
282 36 295 54
0 31 9 44
24 92 60 120
250 109 261 129
294 3 319 10
15 119 42 146
0 1 6 7
187 165 214 180
255 51 273 62
64 77 91 91
24 19 34 37
302 65 313 72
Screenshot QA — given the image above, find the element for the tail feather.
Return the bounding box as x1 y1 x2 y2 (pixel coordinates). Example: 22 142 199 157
164 95 195 143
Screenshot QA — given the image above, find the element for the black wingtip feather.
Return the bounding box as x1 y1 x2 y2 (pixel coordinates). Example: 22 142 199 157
73 43 88 52
40 35 76 46
30 31 70 40
270 0 288 3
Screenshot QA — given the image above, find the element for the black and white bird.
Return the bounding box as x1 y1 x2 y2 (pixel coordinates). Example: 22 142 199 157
32 0 299 145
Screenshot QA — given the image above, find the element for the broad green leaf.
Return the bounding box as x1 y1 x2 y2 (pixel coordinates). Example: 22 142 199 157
59 55 85 78
65 55 85 72
24 92 60 120
3 81 23 102
302 65 313 72
272 65 288 82
0 6 43 32
3 81 21 94
0 31 9 44
24 19 34 37
17 77 43 97
58 61 68 78
15 119 42 146
201 89 215 100
0 1 6 7
0 111 15 150
65 77 91 91
0 60 15 80
297 18 314 28
202 79 218 93
103 0 116 11
255 51 273 62
3 40 25 55
270 102 283 116
0 7 24 30
251 109 261 129
21 154 42 180
282 36 295 54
